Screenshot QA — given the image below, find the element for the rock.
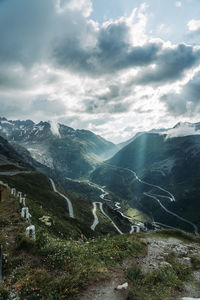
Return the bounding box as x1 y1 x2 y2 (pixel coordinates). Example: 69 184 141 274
182 257 191 266
157 256 164 260
193 271 200 281
182 298 200 300
115 282 128 290
159 261 171 267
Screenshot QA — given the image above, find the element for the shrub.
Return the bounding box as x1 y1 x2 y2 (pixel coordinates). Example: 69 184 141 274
15 234 35 252
145 265 179 287
191 256 200 270
126 264 144 283
0 286 9 300
166 253 192 281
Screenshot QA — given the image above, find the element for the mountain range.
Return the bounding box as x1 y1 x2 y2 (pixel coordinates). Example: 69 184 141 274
0 117 200 234
0 117 117 178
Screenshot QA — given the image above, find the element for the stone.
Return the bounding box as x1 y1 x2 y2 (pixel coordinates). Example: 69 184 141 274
181 257 191 266
159 261 171 267
182 298 200 300
157 256 164 260
116 282 128 290
39 216 51 226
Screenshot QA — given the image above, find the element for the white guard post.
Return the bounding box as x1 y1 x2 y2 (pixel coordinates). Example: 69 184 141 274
133 226 140 233
11 188 16 196
17 191 22 198
21 207 30 219
20 197 26 206
26 225 36 239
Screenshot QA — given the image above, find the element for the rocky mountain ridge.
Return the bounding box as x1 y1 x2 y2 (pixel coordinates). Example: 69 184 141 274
0 117 117 178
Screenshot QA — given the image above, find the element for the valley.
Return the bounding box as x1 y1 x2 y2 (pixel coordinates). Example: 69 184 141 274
1 117 200 299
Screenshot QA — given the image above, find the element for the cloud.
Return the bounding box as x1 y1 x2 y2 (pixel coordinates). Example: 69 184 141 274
53 19 161 76
49 120 61 137
187 19 200 32
175 1 182 7
1 1 199 86
161 71 200 116
135 44 200 85
82 97 132 114
63 0 92 17
165 122 200 139
0 94 66 120
0 0 200 142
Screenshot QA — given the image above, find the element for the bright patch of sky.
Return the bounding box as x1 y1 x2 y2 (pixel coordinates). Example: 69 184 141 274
92 0 200 44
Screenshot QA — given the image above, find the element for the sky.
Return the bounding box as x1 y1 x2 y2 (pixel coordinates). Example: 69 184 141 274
0 0 200 143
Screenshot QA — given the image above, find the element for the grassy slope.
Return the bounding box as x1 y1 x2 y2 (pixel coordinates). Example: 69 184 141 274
0 182 146 299
0 172 95 239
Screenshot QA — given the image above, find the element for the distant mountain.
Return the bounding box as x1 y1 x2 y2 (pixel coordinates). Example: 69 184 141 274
117 132 145 149
91 133 200 232
0 117 117 178
0 135 32 170
117 127 171 150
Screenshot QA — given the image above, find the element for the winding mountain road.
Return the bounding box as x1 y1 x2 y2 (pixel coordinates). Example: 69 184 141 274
123 167 199 235
49 178 74 219
144 192 199 235
125 168 175 202
0 171 32 176
100 163 199 235
90 188 123 234
91 202 99 230
98 202 123 235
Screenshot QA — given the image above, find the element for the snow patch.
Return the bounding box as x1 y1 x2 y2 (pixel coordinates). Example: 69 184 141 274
0 120 13 125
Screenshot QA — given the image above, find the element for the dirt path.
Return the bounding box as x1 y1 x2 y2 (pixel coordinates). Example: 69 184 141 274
78 236 200 300
80 269 128 300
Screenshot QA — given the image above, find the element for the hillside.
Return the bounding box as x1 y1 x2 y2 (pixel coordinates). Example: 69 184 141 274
91 133 200 233
0 180 147 299
1 184 200 299
0 136 32 171
0 135 132 237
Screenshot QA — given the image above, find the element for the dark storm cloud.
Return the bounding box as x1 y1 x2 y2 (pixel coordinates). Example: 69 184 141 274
0 0 200 89
1 0 200 126
53 21 161 75
52 18 200 83
135 44 200 85
161 72 200 116
82 97 131 114
94 84 129 103
80 82 134 114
